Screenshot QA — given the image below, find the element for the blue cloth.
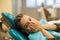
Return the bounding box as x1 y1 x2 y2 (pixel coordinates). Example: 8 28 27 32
39 19 48 24
28 32 48 40
48 30 60 40
29 30 60 40
40 19 60 40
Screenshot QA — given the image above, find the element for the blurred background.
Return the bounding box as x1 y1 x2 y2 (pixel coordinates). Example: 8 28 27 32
0 0 60 20
0 0 60 40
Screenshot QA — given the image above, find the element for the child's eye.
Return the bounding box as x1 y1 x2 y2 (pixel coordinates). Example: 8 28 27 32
29 18 31 21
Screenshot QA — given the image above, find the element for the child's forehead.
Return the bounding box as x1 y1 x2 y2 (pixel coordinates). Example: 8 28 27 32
22 15 29 20
20 15 29 25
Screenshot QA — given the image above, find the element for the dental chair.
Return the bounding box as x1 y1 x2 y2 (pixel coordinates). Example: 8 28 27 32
1 12 60 40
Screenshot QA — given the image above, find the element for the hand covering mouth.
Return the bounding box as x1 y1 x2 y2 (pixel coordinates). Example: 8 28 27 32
24 22 40 32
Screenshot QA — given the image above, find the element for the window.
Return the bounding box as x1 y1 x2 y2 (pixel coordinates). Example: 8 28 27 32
26 0 45 7
55 0 60 4
37 0 45 6
46 0 54 6
26 0 60 8
26 0 35 7
18 0 22 7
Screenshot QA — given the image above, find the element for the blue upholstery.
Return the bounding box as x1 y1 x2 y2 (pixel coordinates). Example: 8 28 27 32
9 28 28 40
1 12 60 40
2 12 15 28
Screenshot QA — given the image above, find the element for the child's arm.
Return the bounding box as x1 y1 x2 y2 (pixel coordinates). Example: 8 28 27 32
39 28 57 40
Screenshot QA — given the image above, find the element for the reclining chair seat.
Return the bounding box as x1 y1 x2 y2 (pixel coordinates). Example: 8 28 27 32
1 12 60 40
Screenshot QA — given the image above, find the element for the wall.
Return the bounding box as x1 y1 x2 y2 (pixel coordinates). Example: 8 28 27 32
48 8 56 18
0 0 12 18
22 0 41 20
0 0 13 39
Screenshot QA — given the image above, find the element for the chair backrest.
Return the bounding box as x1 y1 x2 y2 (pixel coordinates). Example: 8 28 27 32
1 12 15 28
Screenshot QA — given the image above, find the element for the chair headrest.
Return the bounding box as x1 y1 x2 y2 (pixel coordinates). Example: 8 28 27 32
1 12 15 28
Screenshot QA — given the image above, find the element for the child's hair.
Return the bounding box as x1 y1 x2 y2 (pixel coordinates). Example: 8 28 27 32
14 14 29 37
14 14 24 30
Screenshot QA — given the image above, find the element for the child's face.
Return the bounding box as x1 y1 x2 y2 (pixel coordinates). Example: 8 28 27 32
20 15 42 32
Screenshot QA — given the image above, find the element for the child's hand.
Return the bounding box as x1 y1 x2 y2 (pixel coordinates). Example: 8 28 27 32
24 22 42 32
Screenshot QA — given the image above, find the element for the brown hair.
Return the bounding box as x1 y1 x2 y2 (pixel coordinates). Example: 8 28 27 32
14 14 24 30
14 14 29 36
